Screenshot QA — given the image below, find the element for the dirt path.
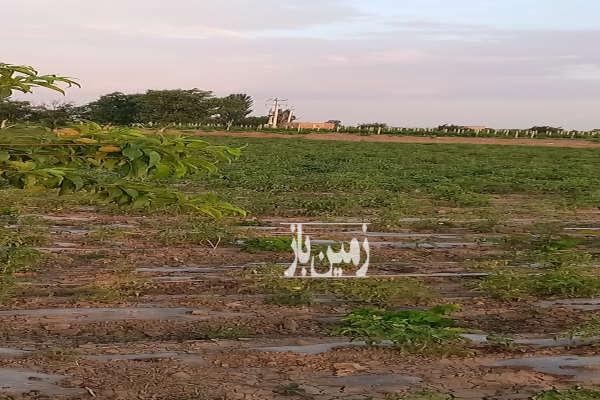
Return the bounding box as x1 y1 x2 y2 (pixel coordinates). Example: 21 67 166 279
192 130 600 148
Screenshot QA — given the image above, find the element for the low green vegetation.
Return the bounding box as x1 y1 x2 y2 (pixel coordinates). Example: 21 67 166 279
240 237 292 252
185 136 600 218
156 217 237 247
388 392 458 400
474 268 600 300
429 184 490 207
264 289 313 306
0 276 20 305
273 383 307 397
75 268 156 302
531 387 600 400
247 266 432 306
0 225 46 275
564 316 600 339
332 305 464 352
191 324 246 340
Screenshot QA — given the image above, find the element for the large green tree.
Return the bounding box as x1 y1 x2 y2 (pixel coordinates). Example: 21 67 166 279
217 93 253 126
80 92 138 125
0 99 33 122
134 89 216 124
30 102 76 129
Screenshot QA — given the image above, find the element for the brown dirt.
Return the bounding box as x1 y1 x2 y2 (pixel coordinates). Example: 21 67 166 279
189 130 600 148
2 210 600 399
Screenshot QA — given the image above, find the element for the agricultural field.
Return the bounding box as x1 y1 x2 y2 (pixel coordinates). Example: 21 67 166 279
1 126 600 399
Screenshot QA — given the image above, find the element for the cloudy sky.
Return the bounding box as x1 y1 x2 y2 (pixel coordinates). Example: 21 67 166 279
5 1 600 129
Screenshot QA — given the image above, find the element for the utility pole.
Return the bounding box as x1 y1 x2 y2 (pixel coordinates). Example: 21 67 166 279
266 98 287 128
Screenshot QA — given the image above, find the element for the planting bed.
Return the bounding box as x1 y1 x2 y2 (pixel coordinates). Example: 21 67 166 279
1 135 600 399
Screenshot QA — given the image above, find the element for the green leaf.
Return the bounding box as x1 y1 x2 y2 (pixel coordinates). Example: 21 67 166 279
153 163 171 179
0 151 9 162
122 144 143 160
144 150 161 167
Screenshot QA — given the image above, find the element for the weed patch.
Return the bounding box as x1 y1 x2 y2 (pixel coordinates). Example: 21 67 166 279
264 289 313 306
474 268 600 300
332 305 464 352
252 274 432 307
241 237 292 252
531 387 600 400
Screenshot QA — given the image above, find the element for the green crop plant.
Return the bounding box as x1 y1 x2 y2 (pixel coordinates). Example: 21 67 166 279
264 288 313 306
241 237 293 252
474 268 600 300
563 316 600 340
251 276 432 307
157 217 237 247
332 305 464 352
531 387 600 400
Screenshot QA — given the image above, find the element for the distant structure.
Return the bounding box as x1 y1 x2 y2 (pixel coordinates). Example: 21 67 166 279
283 122 336 130
266 98 334 129
462 125 486 132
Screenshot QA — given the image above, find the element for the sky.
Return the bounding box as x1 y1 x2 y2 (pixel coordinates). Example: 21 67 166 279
5 0 600 129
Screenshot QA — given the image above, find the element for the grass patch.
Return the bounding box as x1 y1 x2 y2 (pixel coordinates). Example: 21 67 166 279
563 316 600 340
157 217 238 247
332 305 465 352
264 289 313 306
76 268 156 302
474 268 600 300
532 387 600 400
36 347 82 361
250 271 432 307
0 276 20 305
189 324 246 340
240 237 292 252
429 184 490 207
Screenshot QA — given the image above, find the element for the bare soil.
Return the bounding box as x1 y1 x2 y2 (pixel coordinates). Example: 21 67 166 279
2 210 600 399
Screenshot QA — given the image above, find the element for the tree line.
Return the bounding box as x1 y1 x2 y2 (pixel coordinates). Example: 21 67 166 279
0 89 269 128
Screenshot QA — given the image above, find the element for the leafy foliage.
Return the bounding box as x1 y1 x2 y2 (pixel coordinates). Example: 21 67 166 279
217 94 253 125
78 92 138 125
0 63 79 99
0 123 244 216
332 305 464 351
134 89 217 124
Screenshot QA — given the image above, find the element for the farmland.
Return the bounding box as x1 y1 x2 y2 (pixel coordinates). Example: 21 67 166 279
1 126 600 399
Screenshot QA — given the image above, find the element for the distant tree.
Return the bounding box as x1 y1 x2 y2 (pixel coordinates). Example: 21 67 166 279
359 122 387 129
134 89 216 124
530 126 563 134
30 101 76 129
0 99 33 122
242 116 269 126
327 120 342 127
437 124 463 130
217 94 253 126
80 92 138 125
